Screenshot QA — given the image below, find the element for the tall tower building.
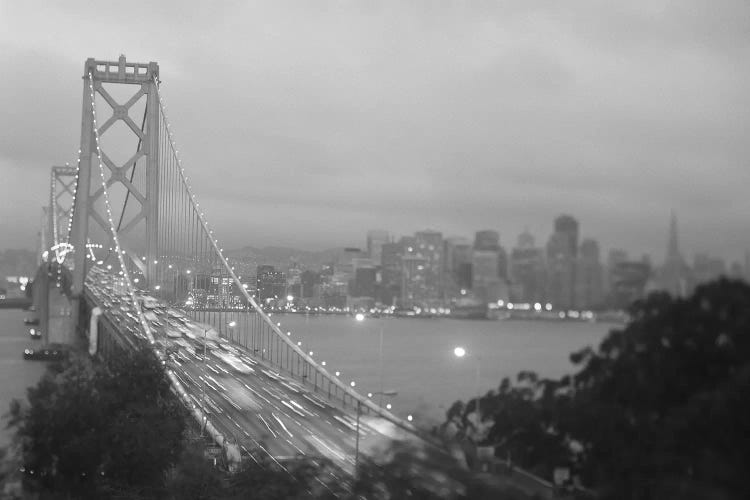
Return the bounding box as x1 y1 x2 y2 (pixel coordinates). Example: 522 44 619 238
546 215 579 309
575 238 604 309
510 230 546 303
414 230 443 302
554 215 579 258
443 237 472 298
659 211 688 297
474 230 500 251
366 230 389 266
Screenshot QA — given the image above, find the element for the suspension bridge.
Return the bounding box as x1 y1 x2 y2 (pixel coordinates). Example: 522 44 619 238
30 55 557 497
33 55 421 474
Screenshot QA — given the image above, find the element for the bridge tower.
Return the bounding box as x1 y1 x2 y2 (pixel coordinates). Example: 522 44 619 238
69 56 160 300
49 165 77 251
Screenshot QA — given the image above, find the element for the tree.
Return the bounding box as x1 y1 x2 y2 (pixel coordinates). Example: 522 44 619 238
446 278 750 499
6 348 187 499
567 279 750 499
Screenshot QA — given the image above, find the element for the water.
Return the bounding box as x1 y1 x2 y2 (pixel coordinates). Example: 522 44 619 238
269 314 612 425
0 309 47 447
0 309 613 442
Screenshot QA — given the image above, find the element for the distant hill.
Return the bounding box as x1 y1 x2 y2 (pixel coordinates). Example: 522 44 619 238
225 246 348 271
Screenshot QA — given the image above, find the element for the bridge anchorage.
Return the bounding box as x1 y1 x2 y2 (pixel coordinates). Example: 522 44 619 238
35 55 421 471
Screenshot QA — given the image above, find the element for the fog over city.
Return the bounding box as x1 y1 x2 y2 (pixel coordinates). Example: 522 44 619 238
1 0 749 260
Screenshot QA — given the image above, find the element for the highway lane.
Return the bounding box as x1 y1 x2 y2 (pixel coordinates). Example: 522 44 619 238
85 268 393 475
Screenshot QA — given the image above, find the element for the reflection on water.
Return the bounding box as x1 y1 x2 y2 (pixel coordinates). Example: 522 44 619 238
265 314 611 424
0 308 612 437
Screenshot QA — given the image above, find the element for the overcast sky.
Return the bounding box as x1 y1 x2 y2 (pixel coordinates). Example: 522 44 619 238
1 0 748 264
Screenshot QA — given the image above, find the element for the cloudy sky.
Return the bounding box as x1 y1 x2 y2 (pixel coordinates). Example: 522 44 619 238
1 0 748 264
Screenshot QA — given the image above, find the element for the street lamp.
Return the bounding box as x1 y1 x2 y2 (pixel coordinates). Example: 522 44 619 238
355 389 398 471
454 346 482 427
227 320 237 342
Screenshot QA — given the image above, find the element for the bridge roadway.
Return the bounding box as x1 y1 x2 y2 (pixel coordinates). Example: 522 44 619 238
85 267 401 478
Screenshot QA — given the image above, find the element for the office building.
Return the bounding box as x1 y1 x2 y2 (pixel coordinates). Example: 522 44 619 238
366 230 389 266
414 230 443 302
575 238 604 309
509 229 546 303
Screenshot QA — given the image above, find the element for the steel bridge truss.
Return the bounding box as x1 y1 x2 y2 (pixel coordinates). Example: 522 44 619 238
65 56 417 448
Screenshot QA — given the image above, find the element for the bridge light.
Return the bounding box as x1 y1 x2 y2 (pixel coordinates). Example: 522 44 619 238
367 392 373 398
335 371 340 377
296 341 302 346
386 403 392 410
321 361 326 366
308 351 313 356
407 415 413 422
350 381 356 387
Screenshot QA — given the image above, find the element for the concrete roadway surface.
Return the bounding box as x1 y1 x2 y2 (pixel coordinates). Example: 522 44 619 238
86 268 405 480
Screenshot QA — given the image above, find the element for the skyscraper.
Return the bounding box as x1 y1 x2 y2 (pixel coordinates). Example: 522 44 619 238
575 238 604 309
554 215 579 258
474 230 500 251
510 230 546 303
366 230 389 266
659 212 689 297
401 254 428 308
414 230 443 302
380 241 402 305
443 237 472 298
546 215 579 309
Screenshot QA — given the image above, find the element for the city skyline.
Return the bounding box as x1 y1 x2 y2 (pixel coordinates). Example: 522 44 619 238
1 1 749 263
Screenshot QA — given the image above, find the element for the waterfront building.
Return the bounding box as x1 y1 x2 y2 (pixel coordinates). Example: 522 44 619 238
300 270 320 298
509 230 546 303
554 215 579 258
442 237 472 298
351 265 378 299
474 230 508 282
414 230 443 302
575 238 604 309
380 241 402 306
472 249 503 303
546 215 579 309
256 265 286 303
366 230 389 265
401 254 428 308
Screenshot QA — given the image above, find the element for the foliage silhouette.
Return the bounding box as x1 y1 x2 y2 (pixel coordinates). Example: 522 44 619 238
445 278 750 499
